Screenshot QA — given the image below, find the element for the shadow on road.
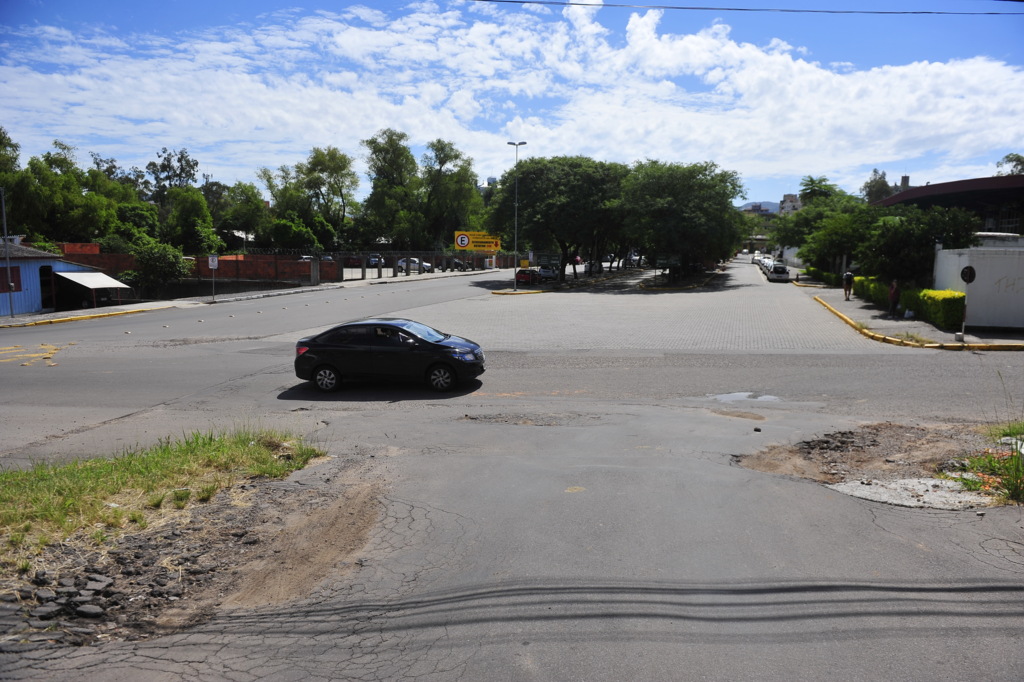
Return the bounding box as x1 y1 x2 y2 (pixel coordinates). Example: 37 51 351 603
278 379 484 402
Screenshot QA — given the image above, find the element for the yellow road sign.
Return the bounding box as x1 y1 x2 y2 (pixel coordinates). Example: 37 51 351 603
454 231 501 251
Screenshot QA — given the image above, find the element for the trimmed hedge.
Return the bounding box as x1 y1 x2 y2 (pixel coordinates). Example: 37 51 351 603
804 266 841 287
851 276 965 330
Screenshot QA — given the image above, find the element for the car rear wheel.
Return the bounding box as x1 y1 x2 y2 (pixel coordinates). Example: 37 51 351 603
312 365 341 392
427 364 456 392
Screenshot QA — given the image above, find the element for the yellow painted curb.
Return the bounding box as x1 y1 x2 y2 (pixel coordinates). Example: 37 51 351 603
813 296 1024 351
492 289 545 295
0 307 173 328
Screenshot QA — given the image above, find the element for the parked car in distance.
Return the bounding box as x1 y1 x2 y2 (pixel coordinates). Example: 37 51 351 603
397 257 432 273
515 268 542 285
538 264 558 281
368 253 384 267
441 258 468 271
767 262 790 282
295 318 485 392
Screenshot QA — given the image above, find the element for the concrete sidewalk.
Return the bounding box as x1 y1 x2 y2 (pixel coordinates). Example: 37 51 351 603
0 268 491 329
800 278 1024 350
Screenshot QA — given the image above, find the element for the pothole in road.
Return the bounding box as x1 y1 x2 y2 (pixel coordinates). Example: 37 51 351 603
458 413 599 427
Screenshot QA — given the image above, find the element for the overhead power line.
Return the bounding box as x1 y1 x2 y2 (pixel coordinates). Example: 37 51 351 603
469 0 1024 15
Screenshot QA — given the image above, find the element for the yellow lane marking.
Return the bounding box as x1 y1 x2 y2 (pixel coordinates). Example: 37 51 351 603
565 486 586 493
0 342 75 366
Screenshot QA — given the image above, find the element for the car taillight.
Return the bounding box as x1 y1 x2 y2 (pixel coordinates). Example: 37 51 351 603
296 346 309 356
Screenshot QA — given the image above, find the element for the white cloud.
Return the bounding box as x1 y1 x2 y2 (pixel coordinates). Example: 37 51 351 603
0 3 1021 201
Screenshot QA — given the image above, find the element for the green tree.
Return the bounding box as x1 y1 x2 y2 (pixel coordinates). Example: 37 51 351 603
423 140 487 249
200 178 232 238
621 160 745 278
12 141 121 243
799 175 839 205
791 193 866 270
996 153 1024 175
357 128 422 249
257 147 354 250
125 241 193 296
0 126 21 173
97 203 159 254
797 207 876 273
160 186 223 254
90 152 150 199
860 169 894 204
146 147 199 206
420 139 484 248
488 156 628 277
270 212 321 250
296 146 359 242
221 182 272 250
855 205 981 284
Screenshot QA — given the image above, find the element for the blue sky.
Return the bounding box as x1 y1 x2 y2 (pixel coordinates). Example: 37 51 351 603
2 1 1022 206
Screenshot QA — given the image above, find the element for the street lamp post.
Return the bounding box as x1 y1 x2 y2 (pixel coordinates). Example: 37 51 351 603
507 141 526 290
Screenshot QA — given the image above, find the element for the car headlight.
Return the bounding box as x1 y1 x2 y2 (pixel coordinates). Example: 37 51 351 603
451 350 478 362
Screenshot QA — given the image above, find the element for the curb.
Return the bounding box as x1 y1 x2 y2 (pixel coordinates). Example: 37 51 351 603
0 307 174 328
813 296 1024 352
0 270 490 328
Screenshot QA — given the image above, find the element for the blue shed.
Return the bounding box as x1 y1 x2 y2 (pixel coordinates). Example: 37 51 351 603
1 239 131 317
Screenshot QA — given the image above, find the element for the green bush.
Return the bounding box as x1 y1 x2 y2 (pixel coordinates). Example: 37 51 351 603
913 289 965 330
804 266 841 287
853 277 965 330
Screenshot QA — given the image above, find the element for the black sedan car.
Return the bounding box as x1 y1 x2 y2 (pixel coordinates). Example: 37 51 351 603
295 318 485 392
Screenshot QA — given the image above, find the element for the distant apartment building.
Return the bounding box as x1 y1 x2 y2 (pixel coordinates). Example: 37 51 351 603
741 203 772 217
779 194 802 215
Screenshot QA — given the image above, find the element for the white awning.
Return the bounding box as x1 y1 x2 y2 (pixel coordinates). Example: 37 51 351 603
56 271 131 289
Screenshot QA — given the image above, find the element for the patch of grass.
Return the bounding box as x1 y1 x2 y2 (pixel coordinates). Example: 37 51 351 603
0 429 324 565
197 482 219 503
953 445 1024 503
172 489 191 509
948 475 986 492
895 332 935 345
128 511 147 528
990 420 1024 441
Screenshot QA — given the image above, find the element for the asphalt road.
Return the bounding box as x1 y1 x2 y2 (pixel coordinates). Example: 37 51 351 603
3 262 1024 681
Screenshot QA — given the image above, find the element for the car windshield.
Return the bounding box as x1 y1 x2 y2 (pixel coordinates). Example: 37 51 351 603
395 320 447 342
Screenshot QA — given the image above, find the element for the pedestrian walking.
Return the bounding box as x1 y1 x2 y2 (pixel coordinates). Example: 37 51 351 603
842 270 854 301
888 279 900 318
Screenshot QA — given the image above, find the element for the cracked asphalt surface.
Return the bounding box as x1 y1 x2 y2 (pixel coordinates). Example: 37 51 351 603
3 262 1024 681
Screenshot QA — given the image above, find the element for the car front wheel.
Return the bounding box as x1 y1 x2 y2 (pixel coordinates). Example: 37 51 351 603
312 365 341 392
427 364 456 392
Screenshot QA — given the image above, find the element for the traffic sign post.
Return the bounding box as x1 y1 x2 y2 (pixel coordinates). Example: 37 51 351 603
957 265 976 341
209 255 219 302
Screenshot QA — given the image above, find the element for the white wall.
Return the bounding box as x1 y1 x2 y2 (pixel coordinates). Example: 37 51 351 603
934 248 1024 328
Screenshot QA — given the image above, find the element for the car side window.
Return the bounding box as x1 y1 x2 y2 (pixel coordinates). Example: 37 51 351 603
321 327 372 345
369 326 405 347
320 330 351 344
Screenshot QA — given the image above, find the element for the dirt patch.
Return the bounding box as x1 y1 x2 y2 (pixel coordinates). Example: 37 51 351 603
736 422 999 509
1 457 381 649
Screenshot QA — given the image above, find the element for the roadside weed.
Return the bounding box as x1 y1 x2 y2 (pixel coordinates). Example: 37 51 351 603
0 429 324 568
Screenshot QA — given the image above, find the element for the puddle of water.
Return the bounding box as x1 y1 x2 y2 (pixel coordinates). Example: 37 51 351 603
710 392 781 403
